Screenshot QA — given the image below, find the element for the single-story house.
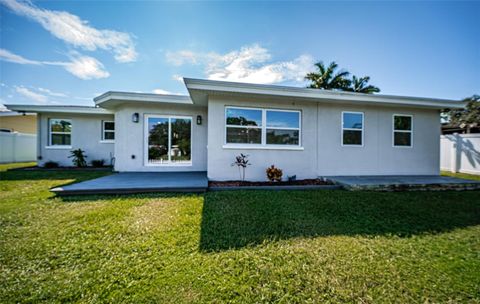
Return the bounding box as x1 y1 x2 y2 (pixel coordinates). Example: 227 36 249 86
5 78 464 181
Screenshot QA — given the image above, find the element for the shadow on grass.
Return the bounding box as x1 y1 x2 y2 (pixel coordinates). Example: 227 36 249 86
0 169 111 181
199 190 480 252
58 192 200 203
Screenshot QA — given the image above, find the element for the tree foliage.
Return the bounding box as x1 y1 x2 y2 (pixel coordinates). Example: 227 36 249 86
305 61 380 94
442 95 480 127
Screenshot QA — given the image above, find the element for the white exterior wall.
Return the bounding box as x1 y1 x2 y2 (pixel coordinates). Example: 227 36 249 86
113 103 207 172
207 96 441 181
37 113 115 167
441 134 480 175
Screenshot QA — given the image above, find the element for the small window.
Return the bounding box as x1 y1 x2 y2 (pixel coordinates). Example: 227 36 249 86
102 121 115 141
393 115 412 147
225 108 262 144
342 112 363 146
49 119 71 146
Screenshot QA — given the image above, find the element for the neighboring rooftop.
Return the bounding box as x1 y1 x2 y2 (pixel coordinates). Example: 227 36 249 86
184 78 465 109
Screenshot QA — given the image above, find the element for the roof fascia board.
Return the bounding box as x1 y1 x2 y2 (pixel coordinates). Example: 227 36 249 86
184 78 464 109
94 91 193 107
4 105 113 114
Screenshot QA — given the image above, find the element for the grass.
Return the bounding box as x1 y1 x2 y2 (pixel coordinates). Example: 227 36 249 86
442 170 480 181
1 163 479 303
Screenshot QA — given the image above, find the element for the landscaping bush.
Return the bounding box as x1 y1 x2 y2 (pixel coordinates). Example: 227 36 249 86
69 149 87 167
43 161 59 168
91 159 105 167
266 165 283 182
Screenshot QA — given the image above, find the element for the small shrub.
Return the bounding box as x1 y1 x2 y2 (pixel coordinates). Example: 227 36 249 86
44 161 59 168
231 153 251 181
266 165 283 182
69 149 87 167
91 159 105 167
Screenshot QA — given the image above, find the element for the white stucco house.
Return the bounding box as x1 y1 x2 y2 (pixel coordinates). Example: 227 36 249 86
5 78 464 181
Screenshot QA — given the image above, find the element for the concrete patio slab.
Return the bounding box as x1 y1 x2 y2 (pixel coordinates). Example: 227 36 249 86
322 175 480 191
51 172 208 196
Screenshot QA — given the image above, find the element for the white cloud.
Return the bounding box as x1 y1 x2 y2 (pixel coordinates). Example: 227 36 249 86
165 44 314 85
64 55 110 80
0 48 109 80
152 89 183 95
0 49 42 65
1 0 137 62
37 87 68 97
15 86 48 103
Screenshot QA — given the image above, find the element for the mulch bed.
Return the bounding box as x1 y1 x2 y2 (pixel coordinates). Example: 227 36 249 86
209 179 332 187
10 166 113 171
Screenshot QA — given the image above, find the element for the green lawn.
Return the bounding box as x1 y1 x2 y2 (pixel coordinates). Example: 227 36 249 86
1 163 479 303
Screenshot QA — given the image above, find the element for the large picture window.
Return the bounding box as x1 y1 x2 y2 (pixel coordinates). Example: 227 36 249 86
49 119 71 146
393 115 413 147
146 115 191 165
342 112 363 146
225 107 301 147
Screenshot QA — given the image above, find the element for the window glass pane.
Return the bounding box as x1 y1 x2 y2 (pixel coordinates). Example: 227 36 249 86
148 118 169 163
226 127 261 144
343 130 362 145
343 113 363 129
51 119 71 132
104 132 115 140
226 108 262 126
171 118 191 163
51 134 71 145
266 111 300 128
266 129 299 145
394 132 411 146
104 122 115 131
394 116 412 131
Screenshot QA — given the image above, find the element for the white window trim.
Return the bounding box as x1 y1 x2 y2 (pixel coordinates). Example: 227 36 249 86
341 111 364 147
48 118 72 148
224 106 302 149
144 114 193 167
101 120 115 143
392 114 413 148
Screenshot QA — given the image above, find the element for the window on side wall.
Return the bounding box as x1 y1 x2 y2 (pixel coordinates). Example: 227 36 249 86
49 119 72 146
393 115 412 147
225 107 301 146
102 121 115 141
342 112 364 146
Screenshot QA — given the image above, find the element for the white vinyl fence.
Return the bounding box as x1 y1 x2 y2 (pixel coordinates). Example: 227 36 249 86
441 133 480 175
0 132 37 163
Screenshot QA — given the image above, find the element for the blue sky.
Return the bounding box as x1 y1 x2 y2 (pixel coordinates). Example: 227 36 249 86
0 1 478 107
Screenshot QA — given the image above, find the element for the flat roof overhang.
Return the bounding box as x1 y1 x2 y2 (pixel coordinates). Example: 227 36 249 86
184 78 465 110
94 91 193 109
4 104 113 115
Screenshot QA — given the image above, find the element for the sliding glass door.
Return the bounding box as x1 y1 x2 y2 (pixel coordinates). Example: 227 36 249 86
146 115 192 165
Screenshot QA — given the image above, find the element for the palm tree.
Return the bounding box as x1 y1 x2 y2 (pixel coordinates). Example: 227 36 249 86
347 76 380 94
305 61 351 90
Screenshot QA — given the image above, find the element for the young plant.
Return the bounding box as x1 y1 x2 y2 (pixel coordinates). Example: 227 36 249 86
231 153 251 181
91 159 105 167
69 149 87 167
44 161 59 168
266 165 283 182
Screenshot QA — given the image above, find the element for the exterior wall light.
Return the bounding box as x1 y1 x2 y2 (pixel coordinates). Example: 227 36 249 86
196 115 202 125
132 113 139 123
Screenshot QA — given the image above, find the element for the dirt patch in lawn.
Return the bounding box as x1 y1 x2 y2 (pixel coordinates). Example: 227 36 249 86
209 178 332 187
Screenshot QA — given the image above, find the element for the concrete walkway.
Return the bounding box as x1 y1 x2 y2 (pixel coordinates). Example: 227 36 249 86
323 175 480 191
51 172 208 195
